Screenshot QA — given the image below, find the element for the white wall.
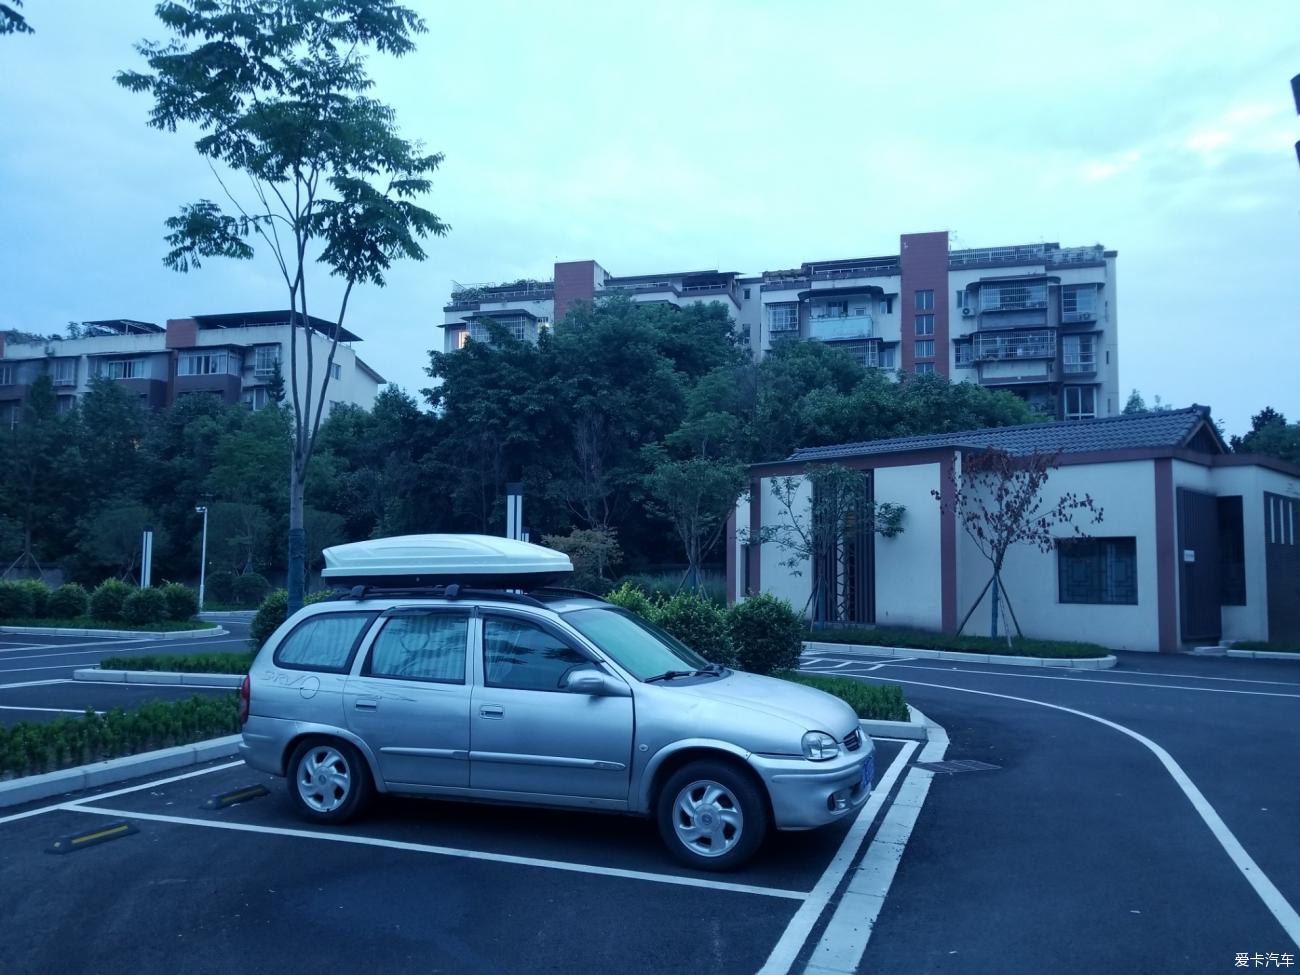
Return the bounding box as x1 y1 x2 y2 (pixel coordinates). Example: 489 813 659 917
874 463 945 630
757 474 812 614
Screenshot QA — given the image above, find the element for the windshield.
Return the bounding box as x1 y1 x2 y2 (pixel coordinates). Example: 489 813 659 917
563 607 710 681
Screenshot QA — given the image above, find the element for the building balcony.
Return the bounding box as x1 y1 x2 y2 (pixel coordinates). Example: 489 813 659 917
972 330 1055 362
809 313 874 342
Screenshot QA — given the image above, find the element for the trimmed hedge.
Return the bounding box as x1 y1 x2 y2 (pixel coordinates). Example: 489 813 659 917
160 582 199 622
122 587 168 626
250 588 334 648
777 671 909 722
47 583 90 619
0 695 240 779
207 570 237 605
653 592 736 667
90 579 134 622
100 652 255 674
807 625 1111 659
1232 641 1300 653
231 572 271 607
0 617 216 633
729 593 804 675
0 581 36 619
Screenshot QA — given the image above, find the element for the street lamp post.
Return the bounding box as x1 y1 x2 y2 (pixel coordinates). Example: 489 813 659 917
195 506 209 612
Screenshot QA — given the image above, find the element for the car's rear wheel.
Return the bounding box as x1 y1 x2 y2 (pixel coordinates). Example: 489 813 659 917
656 760 769 871
286 738 372 824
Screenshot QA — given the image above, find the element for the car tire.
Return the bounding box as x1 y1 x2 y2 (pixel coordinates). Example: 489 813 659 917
656 760 769 871
286 737 373 825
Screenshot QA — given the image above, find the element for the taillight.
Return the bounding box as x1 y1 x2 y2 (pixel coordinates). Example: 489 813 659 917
239 675 250 724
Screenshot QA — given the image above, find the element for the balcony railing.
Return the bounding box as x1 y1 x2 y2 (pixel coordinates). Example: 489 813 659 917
810 264 898 281
972 331 1055 361
809 313 874 342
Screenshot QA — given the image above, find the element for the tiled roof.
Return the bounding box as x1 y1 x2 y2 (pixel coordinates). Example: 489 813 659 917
788 406 1220 462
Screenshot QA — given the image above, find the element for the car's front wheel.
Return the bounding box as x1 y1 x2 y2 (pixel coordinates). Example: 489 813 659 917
286 738 372 824
656 760 769 871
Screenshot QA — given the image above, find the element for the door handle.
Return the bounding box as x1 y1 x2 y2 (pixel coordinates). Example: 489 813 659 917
479 705 504 718
354 697 379 711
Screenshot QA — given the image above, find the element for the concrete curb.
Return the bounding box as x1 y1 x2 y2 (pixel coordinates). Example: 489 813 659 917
0 625 228 640
859 704 928 741
804 640 1117 670
0 735 242 810
73 668 244 687
1226 649 1300 662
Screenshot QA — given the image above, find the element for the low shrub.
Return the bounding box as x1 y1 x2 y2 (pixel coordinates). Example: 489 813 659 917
100 652 255 674
0 581 35 619
18 580 50 618
0 695 240 778
604 581 661 619
46 583 90 619
776 671 909 722
89 579 134 622
729 594 804 675
159 582 199 622
231 572 270 607
250 588 333 649
653 591 736 667
807 625 1111 659
122 587 168 626
1232 640 1300 653
206 570 237 605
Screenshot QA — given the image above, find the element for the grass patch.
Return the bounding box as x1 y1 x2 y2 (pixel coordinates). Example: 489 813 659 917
99 652 255 674
0 695 240 779
0 617 218 633
807 625 1110 659
776 670 909 722
1232 641 1300 653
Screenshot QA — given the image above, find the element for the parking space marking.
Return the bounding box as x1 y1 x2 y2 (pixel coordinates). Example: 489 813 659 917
0 704 104 715
0 638 248 664
0 679 70 690
756 740 919 975
850 674 1300 951
57 803 810 901
0 760 244 827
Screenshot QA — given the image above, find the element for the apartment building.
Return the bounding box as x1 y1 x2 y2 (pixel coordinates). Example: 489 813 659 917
0 310 385 425
440 231 1119 421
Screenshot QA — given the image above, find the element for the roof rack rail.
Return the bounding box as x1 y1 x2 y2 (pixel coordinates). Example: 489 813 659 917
341 583 548 609
530 585 608 602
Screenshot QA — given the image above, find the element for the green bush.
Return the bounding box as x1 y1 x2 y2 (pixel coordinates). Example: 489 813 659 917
0 694 241 778
250 588 332 649
729 594 804 675
100 652 255 674
1232 640 1300 653
653 591 736 667
47 583 90 619
89 579 135 622
122 587 168 626
807 625 1110 659
0 581 35 619
604 581 661 619
206 570 237 605
18 580 50 618
777 671 909 722
159 582 199 621
231 572 270 607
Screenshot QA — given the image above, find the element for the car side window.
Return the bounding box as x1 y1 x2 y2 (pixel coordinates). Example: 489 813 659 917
482 616 591 692
365 612 469 684
273 612 376 673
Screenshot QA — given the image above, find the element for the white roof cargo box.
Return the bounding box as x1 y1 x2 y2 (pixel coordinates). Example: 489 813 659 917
321 534 573 589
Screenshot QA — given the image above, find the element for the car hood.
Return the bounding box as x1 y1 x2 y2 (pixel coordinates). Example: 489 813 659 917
666 670 860 740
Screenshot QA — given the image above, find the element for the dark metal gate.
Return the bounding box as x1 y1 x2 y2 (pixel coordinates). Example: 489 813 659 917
1176 488 1222 644
1264 492 1300 643
811 472 875 626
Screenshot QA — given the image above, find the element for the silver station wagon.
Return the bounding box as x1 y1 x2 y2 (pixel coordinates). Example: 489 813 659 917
238 535 874 870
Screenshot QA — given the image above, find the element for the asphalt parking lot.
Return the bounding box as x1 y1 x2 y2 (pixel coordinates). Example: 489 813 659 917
0 615 251 725
0 734 913 975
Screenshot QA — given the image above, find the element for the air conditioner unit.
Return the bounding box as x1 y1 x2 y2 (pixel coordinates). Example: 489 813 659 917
961 307 974 317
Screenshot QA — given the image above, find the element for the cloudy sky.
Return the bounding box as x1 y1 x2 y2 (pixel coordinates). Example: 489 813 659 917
2 1 1297 435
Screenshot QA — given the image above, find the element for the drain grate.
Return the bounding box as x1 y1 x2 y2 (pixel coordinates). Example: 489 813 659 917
914 759 1001 774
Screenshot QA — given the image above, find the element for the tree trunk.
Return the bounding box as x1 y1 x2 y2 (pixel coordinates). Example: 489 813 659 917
990 571 1000 639
287 457 306 614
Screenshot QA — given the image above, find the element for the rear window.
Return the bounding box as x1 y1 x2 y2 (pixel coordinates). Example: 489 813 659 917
273 611 377 673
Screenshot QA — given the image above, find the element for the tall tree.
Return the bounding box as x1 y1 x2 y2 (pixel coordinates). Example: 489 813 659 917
1230 407 1300 465
1122 389 1146 414
1 1 32 35
118 0 447 611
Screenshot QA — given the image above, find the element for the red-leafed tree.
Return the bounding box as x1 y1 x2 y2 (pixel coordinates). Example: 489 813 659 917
933 449 1103 640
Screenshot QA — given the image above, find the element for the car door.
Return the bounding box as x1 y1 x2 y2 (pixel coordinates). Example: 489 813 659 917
469 611 634 804
344 608 473 790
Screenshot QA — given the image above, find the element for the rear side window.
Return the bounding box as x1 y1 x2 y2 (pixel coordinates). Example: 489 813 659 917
273 612 377 673
365 612 469 683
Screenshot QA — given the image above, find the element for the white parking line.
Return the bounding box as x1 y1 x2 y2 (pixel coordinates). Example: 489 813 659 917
0 638 248 663
0 678 70 690
757 740 919 975
60 803 809 901
0 704 104 715
849 674 1300 951
0 760 243 826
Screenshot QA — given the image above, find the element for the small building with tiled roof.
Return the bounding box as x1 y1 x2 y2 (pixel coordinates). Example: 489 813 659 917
727 408 1300 652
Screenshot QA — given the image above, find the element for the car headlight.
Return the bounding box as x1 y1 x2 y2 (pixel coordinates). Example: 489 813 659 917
802 731 840 762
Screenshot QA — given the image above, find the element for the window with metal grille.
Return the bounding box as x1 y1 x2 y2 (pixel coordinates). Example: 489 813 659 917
253 345 279 377
1058 537 1138 604
1063 334 1096 373
955 343 972 366
1265 492 1297 545
768 305 799 332
979 281 1048 311
1061 285 1098 322
914 339 935 358
0 364 14 385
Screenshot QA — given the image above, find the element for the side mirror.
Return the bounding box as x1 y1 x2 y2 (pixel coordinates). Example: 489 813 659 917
563 667 629 697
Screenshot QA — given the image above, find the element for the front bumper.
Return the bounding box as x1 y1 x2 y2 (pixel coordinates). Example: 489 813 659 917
750 745 874 830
